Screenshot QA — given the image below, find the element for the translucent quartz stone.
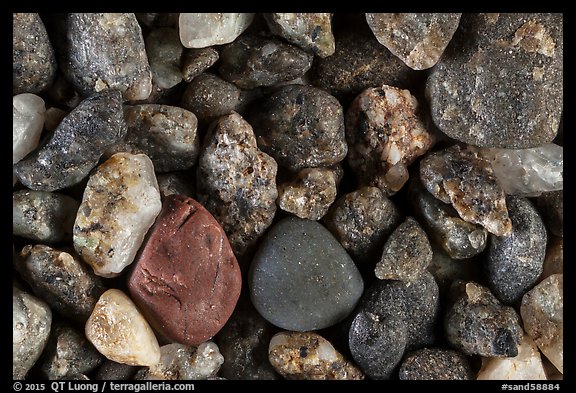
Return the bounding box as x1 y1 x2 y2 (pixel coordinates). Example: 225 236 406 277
478 144 563 197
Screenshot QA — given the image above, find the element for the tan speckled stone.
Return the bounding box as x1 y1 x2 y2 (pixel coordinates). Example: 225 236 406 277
269 331 363 380
73 153 161 278
85 289 160 367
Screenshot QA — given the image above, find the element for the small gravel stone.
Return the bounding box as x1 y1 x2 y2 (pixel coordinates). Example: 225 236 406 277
107 104 199 173
128 195 241 346
269 331 364 380
13 94 46 172
349 272 439 379
444 281 523 357
73 153 161 278
427 246 482 296
478 144 563 196
13 13 57 94
349 303 406 380
399 348 474 380
409 178 488 259
60 13 152 101
427 13 563 148
487 196 547 305
521 274 563 374
136 342 224 380
85 289 161 367
540 237 562 281
366 13 462 70
197 112 278 256
179 13 255 48
157 172 196 200
397 272 440 350
477 335 546 380
13 190 79 244
264 13 335 58
94 360 137 381
311 27 418 101
145 28 184 90
217 300 278 380
420 145 512 236
181 73 248 126
13 285 52 380
323 186 401 265
219 34 313 89
13 90 127 192
277 167 339 220
250 84 347 172
375 217 432 282
537 190 563 237
346 85 434 195
181 48 219 83
249 217 364 331
16 245 105 322
40 325 104 380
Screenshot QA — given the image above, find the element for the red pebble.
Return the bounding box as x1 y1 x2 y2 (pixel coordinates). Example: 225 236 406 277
127 194 241 346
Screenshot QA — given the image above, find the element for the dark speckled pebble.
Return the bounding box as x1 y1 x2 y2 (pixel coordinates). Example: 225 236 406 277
219 34 313 89
13 90 127 192
486 196 547 305
399 348 474 380
39 324 104 380
249 84 347 172
16 245 105 322
13 13 57 95
444 281 523 357
349 272 439 379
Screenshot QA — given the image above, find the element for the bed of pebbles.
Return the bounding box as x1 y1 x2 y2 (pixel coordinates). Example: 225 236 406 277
13 13 563 381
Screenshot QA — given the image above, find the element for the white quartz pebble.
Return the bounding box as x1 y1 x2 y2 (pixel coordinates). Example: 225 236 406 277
85 289 160 367
73 153 161 277
477 335 546 380
179 13 254 48
13 93 45 185
136 342 224 380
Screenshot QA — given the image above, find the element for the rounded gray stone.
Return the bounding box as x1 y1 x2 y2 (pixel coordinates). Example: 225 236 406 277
426 13 563 148
13 190 80 244
181 73 248 126
13 13 57 95
249 84 347 172
39 325 104 380
16 245 106 322
249 217 364 331
348 272 439 379
487 196 547 305
219 34 313 89
323 186 401 265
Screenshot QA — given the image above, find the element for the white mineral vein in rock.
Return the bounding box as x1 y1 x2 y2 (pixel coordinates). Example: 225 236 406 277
73 153 161 278
179 13 254 48
478 144 563 197
85 289 160 367
13 93 46 185
477 335 546 380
